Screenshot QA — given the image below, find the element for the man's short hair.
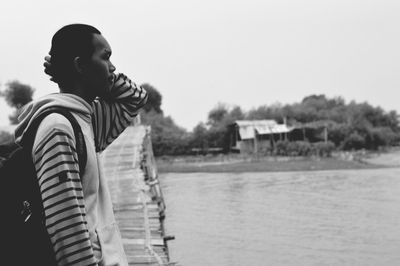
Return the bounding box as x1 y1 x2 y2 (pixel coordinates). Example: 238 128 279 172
49 24 101 89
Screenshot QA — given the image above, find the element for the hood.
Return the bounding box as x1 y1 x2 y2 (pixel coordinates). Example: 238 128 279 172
15 93 93 145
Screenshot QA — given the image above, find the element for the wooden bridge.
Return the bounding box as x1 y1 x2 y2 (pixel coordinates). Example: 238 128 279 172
102 125 176 266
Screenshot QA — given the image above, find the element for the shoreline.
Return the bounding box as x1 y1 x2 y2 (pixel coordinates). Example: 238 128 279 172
156 150 400 174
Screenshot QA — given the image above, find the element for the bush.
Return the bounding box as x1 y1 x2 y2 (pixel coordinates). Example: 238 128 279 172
275 140 289 155
0 131 13 145
367 127 398 149
328 124 350 147
313 141 335 157
274 140 335 157
142 110 190 156
284 141 312 156
342 132 365 150
275 140 312 156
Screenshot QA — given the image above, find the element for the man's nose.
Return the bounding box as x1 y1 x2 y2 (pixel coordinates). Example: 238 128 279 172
109 62 116 73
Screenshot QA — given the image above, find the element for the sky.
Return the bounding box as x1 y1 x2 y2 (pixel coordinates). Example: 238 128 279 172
1 0 400 131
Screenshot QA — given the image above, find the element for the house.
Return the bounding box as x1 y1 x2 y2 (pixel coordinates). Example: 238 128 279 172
228 120 293 154
289 120 330 143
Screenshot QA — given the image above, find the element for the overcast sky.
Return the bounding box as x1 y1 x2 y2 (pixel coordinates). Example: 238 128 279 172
1 0 400 131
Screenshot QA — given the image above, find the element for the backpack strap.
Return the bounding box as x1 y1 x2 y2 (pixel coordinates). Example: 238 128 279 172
21 107 87 176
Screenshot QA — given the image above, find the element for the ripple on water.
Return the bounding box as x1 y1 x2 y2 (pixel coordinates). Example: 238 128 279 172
160 168 400 266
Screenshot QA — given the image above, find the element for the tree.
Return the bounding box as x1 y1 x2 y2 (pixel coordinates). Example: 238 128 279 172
204 104 247 151
0 81 35 124
207 103 228 127
189 122 209 152
247 103 285 122
139 83 189 155
141 110 189 155
227 106 245 123
1 81 34 108
207 94 400 151
140 83 163 114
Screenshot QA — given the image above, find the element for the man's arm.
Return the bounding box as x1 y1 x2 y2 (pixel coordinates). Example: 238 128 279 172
91 73 148 152
33 116 97 266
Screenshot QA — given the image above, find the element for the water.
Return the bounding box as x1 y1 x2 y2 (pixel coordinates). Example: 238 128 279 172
159 168 400 266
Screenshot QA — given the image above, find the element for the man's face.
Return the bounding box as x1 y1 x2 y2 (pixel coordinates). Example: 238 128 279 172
82 33 116 99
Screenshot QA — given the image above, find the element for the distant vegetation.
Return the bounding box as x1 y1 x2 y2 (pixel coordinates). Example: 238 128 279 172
1 80 399 157
0 80 35 125
0 81 34 147
140 83 189 156
141 87 400 156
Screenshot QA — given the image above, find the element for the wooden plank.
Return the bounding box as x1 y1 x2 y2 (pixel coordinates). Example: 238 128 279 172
122 238 165 246
101 126 173 266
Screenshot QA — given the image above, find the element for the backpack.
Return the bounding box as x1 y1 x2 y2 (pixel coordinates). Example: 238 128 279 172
0 107 87 266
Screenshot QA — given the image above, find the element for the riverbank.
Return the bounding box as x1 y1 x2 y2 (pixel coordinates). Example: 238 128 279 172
156 150 400 173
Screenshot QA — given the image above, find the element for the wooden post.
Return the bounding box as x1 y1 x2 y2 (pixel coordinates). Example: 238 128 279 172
234 125 237 147
271 133 275 148
324 125 328 143
229 127 233 152
254 129 258 154
283 117 288 141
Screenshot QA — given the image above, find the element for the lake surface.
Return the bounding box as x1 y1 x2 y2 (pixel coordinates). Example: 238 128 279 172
159 168 400 266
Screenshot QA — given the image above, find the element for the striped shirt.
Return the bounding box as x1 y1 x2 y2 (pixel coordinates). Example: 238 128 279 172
32 73 148 266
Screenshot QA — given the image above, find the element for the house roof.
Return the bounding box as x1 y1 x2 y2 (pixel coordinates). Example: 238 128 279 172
233 120 293 140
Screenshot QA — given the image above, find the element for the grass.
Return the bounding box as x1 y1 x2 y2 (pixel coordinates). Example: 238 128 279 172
156 153 389 173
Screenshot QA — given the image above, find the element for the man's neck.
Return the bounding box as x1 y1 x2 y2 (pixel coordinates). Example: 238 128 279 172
59 83 94 103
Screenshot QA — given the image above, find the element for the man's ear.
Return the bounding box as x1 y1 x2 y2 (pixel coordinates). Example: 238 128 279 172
73 57 84 74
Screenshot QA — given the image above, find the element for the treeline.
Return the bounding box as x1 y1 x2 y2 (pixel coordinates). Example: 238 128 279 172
142 87 400 156
1 81 399 157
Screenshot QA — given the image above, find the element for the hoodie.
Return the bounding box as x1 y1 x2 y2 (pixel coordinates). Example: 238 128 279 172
15 73 148 266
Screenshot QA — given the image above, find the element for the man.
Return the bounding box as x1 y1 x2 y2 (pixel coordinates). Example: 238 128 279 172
14 24 148 265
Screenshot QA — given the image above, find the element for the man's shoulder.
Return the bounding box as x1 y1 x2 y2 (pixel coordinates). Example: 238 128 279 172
35 112 75 138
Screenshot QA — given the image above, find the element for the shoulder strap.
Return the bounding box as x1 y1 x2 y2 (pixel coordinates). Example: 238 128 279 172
22 107 87 176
